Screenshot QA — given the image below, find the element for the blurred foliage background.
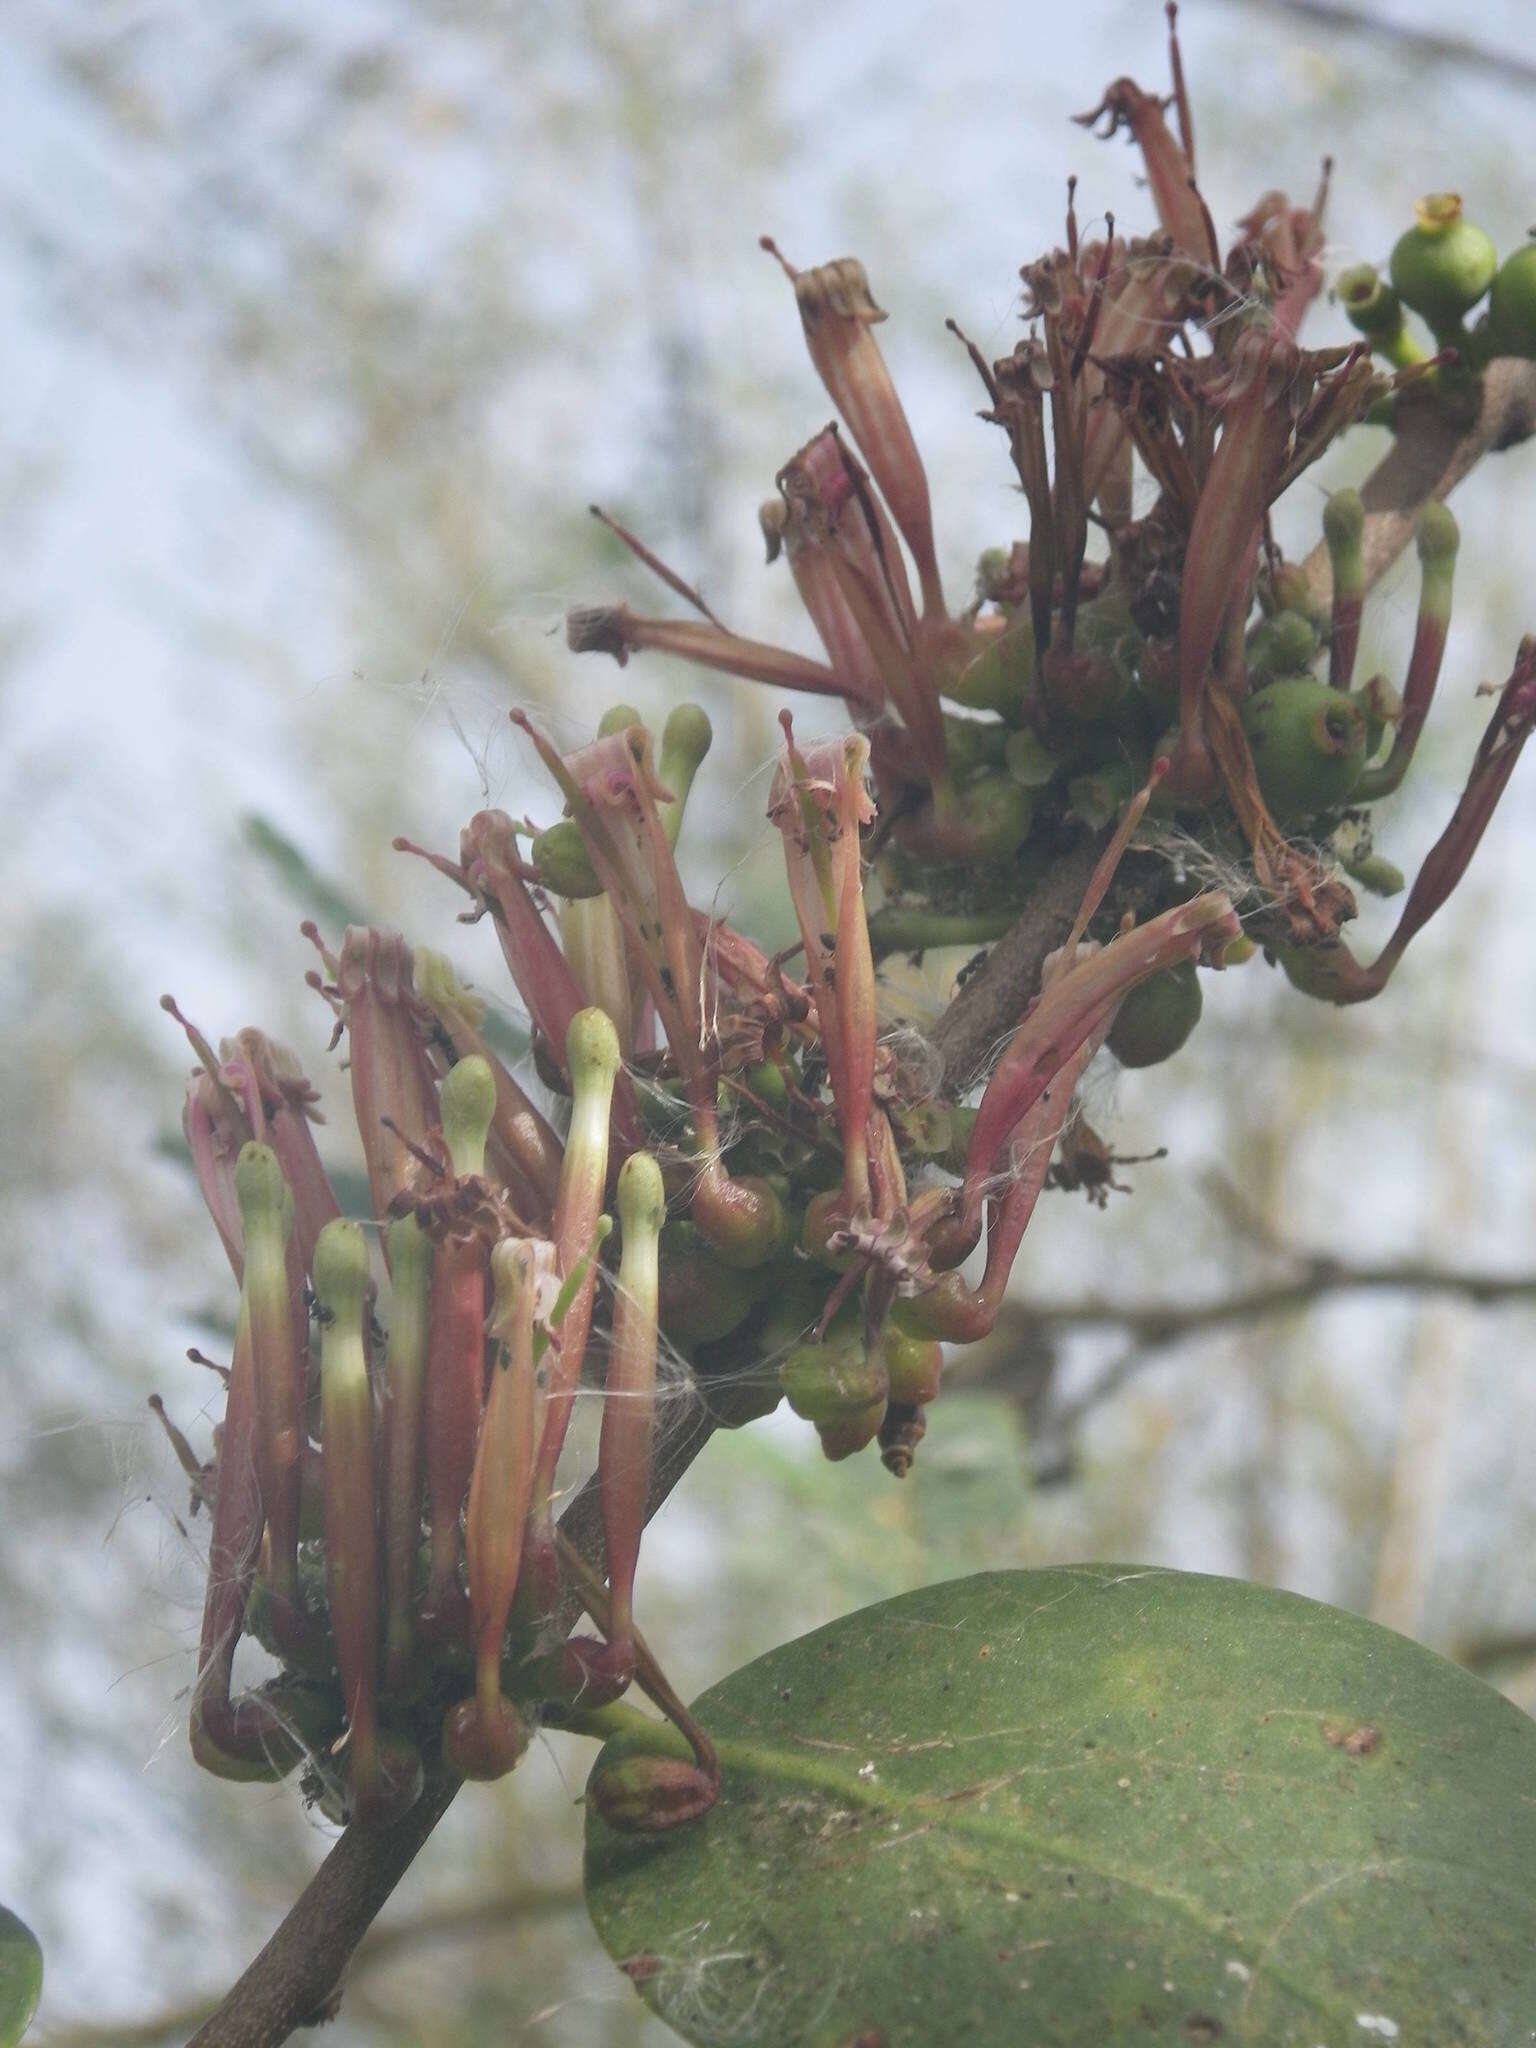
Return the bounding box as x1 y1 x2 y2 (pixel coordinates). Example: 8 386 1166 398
3 1 1536 2041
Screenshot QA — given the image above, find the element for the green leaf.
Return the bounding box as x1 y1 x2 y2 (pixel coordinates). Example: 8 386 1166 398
586 1567 1536 2047
0 1907 41 2047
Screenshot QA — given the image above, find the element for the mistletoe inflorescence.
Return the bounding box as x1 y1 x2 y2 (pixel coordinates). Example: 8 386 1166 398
160 7 1534 1841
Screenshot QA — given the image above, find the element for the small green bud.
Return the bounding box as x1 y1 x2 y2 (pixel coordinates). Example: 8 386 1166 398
1336 262 1426 368
531 818 602 898
1390 194 1497 336
311 1215 371 1324
743 1058 789 1109
1247 609 1320 683
1066 759 1137 832
1485 239 1536 358
1003 728 1062 788
1241 675 1368 819
596 702 644 738
1106 960 1203 1069
1340 849 1406 897
440 1053 497 1181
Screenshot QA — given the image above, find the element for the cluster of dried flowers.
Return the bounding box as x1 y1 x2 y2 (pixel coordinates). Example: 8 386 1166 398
161 11 1535 1833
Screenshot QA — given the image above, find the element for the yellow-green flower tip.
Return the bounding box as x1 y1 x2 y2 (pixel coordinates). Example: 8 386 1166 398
616 1151 667 1240
440 1054 496 1180
413 948 486 1033
566 1006 622 1091
1416 500 1459 565
234 1141 293 1236
312 1217 371 1322
1321 488 1364 555
597 702 645 738
660 703 712 775
386 1211 431 1291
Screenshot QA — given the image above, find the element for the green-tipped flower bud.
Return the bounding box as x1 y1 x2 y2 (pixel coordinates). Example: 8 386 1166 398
1242 675 1368 819
1417 498 1460 578
616 1148 667 1241
235 1140 294 1243
947 617 1033 716
312 1214 371 1322
657 704 713 849
312 1217 388 1816
1003 728 1061 788
780 1325 888 1426
439 1053 495 1183
1247 609 1320 683
1484 239 1536 359
1322 488 1364 578
1390 194 1497 336
1106 959 1203 1068
596 702 645 738
1336 262 1426 369
531 818 602 899
587 1752 717 1833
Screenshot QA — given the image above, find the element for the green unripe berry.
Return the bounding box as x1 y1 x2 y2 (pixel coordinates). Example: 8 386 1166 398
881 1320 942 1406
531 818 601 898
950 771 1036 856
942 712 1009 778
1066 758 1137 831
1247 609 1320 683
1241 674 1368 820
1106 960 1203 1069
1484 240 1536 358
1003 728 1061 788
1390 194 1497 336
1336 262 1403 342
781 1324 888 1425
947 617 1033 715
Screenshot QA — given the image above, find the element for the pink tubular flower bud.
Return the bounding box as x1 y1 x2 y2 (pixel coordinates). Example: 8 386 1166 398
234 1141 315 1662
460 808 644 1152
451 1235 545 1780
769 723 878 1218
762 241 945 618
1075 79 1216 269
311 1218 398 1822
334 928 440 1230
514 714 784 1266
379 1212 431 1696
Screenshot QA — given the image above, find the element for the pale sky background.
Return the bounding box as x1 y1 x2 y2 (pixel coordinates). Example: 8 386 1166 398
4 2 1536 2041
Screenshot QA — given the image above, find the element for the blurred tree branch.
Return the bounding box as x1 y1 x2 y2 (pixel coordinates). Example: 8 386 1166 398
1218 0 1536 91
41 1883 583 2048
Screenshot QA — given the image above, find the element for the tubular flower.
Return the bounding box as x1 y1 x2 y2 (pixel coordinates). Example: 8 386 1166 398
163 17 1536 1842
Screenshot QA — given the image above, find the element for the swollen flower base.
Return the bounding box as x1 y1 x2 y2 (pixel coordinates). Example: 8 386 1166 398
159 10 1534 1838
